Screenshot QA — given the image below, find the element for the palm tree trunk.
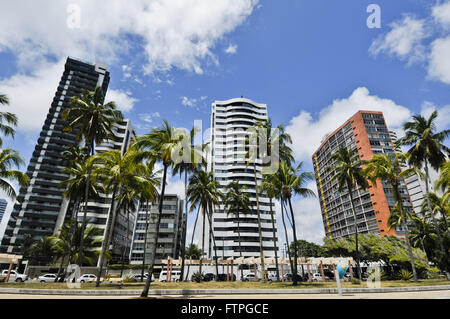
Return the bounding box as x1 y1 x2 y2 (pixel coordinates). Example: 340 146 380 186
206 204 219 279
281 199 294 278
141 163 168 297
54 255 66 282
200 206 206 274
185 206 200 281
77 142 95 267
347 182 362 280
141 200 150 282
180 170 188 282
424 160 449 279
269 197 280 281
287 196 299 286
96 184 118 287
120 205 130 278
237 211 244 279
393 184 418 281
253 162 266 282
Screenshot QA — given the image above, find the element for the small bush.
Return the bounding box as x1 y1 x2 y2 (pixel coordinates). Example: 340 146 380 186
191 272 205 283
427 267 441 279
351 278 360 285
398 269 413 281
123 276 135 283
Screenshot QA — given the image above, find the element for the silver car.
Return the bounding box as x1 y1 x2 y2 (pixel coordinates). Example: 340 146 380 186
38 273 58 283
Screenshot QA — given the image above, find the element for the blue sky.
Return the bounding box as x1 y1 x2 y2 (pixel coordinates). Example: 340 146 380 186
0 0 449 244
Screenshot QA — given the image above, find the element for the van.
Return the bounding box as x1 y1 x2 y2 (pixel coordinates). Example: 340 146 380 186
159 270 181 282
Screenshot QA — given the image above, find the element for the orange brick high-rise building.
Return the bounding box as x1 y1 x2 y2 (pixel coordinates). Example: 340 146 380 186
312 111 413 240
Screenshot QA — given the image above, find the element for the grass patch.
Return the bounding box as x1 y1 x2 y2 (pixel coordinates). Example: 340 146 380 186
0 279 449 290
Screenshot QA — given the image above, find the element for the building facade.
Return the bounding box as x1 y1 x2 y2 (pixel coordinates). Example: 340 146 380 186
203 97 279 260
1 57 110 254
0 199 7 224
129 194 184 270
312 111 414 240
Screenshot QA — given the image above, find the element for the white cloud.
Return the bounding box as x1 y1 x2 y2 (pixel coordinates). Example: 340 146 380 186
0 0 258 75
181 96 198 108
286 87 412 163
224 44 238 55
421 101 450 131
369 15 428 63
275 181 325 245
428 36 450 84
0 60 64 133
105 89 138 113
432 1 450 30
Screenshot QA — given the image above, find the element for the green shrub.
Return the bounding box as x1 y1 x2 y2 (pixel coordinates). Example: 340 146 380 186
191 272 205 283
398 269 413 281
123 276 135 283
427 267 441 279
351 278 360 285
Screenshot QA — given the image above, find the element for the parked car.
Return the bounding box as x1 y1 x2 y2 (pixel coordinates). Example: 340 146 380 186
203 273 215 282
283 273 303 282
38 273 59 283
216 273 236 281
312 273 331 282
267 273 278 281
159 270 181 282
0 269 28 282
132 274 155 282
242 273 259 281
77 274 97 283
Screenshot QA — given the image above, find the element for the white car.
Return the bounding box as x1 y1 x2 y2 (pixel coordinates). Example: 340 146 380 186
312 273 330 281
159 270 181 282
38 273 58 283
242 273 258 281
77 274 97 283
0 269 28 282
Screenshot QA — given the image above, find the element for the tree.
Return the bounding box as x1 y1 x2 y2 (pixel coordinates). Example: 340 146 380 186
0 93 18 147
363 153 419 281
224 180 252 279
187 169 224 278
245 119 294 282
436 161 450 196
0 149 29 200
62 86 123 266
399 110 450 277
172 127 206 281
28 237 56 266
328 146 368 280
260 175 281 281
271 161 315 286
135 120 184 297
185 244 204 260
92 147 160 287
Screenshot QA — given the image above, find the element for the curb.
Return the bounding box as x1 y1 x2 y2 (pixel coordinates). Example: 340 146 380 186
0 285 449 296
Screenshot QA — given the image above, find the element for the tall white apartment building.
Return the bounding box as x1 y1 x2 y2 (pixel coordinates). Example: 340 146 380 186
200 97 279 261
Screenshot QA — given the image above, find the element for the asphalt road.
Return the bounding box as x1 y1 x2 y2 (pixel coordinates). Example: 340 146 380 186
0 290 449 299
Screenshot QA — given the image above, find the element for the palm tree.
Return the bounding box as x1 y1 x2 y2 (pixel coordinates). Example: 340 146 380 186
259 175 281 281
138 161 161 282
29 237 56 266
398 110 450 275
135 120 184 297
62 86 123 266
172 127 206 281
271 161 315 286
92 147 159 287
436 161 450 195
363 153 419 281
224 180 251 279
0 93 18 147
409 213 435 262
59 157 102 267
328 146 368 280
187 169 224 278
245 119 294 282
0 149 29 200
421 192 450 238
115 185 139 277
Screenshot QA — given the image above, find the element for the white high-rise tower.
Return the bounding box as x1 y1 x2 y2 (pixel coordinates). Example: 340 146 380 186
200 97 279 262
